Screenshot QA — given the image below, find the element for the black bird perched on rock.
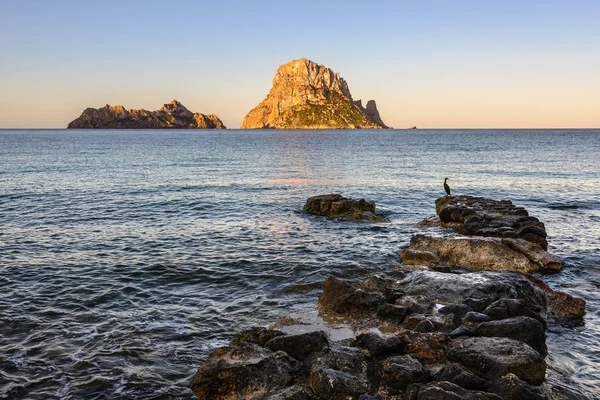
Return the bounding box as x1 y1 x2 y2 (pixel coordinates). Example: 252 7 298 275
444 178 451 196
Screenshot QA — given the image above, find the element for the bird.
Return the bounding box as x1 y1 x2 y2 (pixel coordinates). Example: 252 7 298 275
444 178 451 196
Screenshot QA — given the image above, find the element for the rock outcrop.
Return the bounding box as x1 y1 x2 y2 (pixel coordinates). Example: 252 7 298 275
410 195 563 273
67 100 226 129
241 58 389 129
190 195 585 399
303 194 382 221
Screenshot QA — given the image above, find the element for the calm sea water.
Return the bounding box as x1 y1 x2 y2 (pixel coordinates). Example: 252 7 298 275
0 129 599 399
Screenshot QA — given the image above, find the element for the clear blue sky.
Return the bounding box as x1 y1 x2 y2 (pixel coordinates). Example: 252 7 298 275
1 0 599 128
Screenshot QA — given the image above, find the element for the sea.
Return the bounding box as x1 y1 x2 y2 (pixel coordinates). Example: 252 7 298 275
0 129 599 399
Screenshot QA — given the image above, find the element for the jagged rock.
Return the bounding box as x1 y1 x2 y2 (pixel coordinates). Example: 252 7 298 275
438 303 472 318
416 381 503 400
524 274 586 319
231 326 286 346
68 100 226 129
303 194 382 221
406 234 561 272
241 58 388 129
315 346 368 375
398 331 449 362
265 331 330 361
318 277 386 316
264 385 319 400
352 331 403 357
308 365 369 399
447 337 546 385
189 343 302 399
433 364 487 391
471 316 547 355
483 298 547 328
376 303 408 323
395 295 435 315
379 355 431 394
486 373 548 400
399 249 441 265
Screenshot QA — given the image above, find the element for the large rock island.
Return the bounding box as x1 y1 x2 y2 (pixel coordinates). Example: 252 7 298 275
67 100 226 129
241 58 389 129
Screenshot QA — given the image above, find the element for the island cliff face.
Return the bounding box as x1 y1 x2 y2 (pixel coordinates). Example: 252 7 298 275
241 58 388 129
67 100 226 129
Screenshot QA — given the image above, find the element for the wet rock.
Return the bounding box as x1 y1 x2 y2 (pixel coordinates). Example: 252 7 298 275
319 277 386 315
403 314 430 330
483 298 546 328
471 316 547 355
433 364 487 391
308 365 369 399
315 345 368 375
190 343 302 400
416 381 503 399
303 194 382 221
524 274 586 319
395 270 546 313
408 235 560 273
463 298 489 313
399 331 449 362
438 303 472 318
448 327 474 338
447 337 546 385
379 354 431 394
399 249 440 265
264 385 319 400
395 295 435 314
230 326 286 346
352 331 403 357
265 331 329 362
486 373 548 400
463 311 492 324
414 319 436 333
376 303 408 323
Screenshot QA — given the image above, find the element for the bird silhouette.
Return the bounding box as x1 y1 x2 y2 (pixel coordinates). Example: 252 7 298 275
444 178 451 196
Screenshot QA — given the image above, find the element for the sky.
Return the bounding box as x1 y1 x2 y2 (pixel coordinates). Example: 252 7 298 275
1 0 599 129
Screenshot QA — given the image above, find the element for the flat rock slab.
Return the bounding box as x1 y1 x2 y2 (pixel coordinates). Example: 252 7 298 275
304 194 382 221
406 234 562 272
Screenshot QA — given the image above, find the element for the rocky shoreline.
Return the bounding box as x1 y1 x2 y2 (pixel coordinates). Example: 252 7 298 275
189 195 585 399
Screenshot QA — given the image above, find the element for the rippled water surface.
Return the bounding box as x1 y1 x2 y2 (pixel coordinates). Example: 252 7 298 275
1 129 599 399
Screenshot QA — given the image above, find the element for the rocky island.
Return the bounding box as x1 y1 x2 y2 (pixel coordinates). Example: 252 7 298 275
67 100 226 129
190 195 585 400
241 58 389 129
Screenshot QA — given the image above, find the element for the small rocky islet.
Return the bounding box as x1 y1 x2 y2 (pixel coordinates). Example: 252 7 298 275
67 100 226 129
241 58 388 129
189 195 585 400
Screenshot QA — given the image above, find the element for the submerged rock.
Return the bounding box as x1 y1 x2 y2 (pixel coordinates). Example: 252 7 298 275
304 194 382 221
67 100 226 129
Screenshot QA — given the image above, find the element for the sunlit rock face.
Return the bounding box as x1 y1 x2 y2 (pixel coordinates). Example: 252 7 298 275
67 100 226 129
241 58 389 129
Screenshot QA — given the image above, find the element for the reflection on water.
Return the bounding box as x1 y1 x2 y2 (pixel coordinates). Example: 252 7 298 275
0 129 599 398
